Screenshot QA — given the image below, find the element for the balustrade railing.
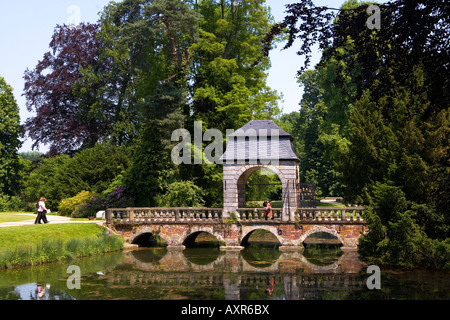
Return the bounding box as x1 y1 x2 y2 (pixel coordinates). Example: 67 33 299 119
106 206 365 224
106 207 223 223
295 207 364 222
237 208 283 222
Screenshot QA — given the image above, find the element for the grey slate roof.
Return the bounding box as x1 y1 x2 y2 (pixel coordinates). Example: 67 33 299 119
220 120 300 162
227 120 292 137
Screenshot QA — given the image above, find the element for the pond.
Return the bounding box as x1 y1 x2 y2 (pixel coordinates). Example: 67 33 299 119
0 245 448 300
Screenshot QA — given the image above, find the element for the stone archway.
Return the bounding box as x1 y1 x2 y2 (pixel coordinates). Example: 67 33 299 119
240 225 283 247
223 161 299 221
129 226 172 246
221 120 300 221
235 164 284 208
182 226 225 248
299 225 345 246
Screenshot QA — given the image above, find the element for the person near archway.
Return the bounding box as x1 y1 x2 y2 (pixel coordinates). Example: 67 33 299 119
263 200 269 220
268 201 274 220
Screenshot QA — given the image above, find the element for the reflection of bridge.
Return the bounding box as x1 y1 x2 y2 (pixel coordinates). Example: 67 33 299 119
106 206 366 250
106 249 366 300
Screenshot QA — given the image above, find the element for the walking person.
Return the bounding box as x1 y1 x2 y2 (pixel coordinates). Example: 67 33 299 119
35 197 49 224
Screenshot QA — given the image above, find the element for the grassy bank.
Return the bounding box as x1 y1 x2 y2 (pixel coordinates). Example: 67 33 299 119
0 223 123 269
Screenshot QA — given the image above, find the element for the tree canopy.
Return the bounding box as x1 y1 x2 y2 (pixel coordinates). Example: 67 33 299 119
267 0 449 268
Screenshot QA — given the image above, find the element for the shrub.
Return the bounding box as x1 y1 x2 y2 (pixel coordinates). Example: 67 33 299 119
58 191 98 217
76 186 133 218
0 194 28 212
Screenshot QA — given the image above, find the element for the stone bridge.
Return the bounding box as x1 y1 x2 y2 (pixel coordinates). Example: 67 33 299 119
106 206 366 250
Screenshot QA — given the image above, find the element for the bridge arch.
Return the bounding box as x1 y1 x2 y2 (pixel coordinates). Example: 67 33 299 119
183 231 220 247
299 225 344 246
240 226 282 247
182 226 225 248
129 226 172 247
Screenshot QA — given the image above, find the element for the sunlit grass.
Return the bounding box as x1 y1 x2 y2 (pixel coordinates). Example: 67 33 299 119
0 212 35 223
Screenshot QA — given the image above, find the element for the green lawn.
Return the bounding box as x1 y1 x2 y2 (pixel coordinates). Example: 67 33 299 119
316 202 345 207
0 223 105 251
0 212 35 223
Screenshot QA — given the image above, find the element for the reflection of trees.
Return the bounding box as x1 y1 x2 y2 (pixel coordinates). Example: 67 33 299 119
302 245 343 267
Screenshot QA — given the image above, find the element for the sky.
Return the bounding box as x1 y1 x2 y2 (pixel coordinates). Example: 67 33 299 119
0 0 353 153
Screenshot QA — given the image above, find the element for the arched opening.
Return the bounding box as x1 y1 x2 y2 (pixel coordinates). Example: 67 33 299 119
131 232 166 247
241 229 281 248
237 167 283 212
182 231 221 248
302 232 342 266
303 231 342 247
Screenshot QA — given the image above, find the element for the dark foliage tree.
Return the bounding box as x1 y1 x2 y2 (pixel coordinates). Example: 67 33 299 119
24 24 102 155
23 23 140 155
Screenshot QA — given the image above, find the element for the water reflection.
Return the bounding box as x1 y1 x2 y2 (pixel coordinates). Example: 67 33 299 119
241 245 281 268
0 246 449 300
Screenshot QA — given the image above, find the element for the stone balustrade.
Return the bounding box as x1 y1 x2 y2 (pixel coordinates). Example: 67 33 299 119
236 208 283 222
106 206 365 224
295 207 365 222
106 207 224 223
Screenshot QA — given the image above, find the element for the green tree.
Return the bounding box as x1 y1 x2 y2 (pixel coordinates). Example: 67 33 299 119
178 0 281 207
0 76 23 196
190 0 280 131
23 154 71 210
100 0 201 206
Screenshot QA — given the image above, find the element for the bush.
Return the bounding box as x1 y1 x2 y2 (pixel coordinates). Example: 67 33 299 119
0 194 29 212
58 191 98 217
76 186 133 218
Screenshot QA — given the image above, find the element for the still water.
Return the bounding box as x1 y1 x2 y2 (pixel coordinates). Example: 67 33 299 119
0 246 448 300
